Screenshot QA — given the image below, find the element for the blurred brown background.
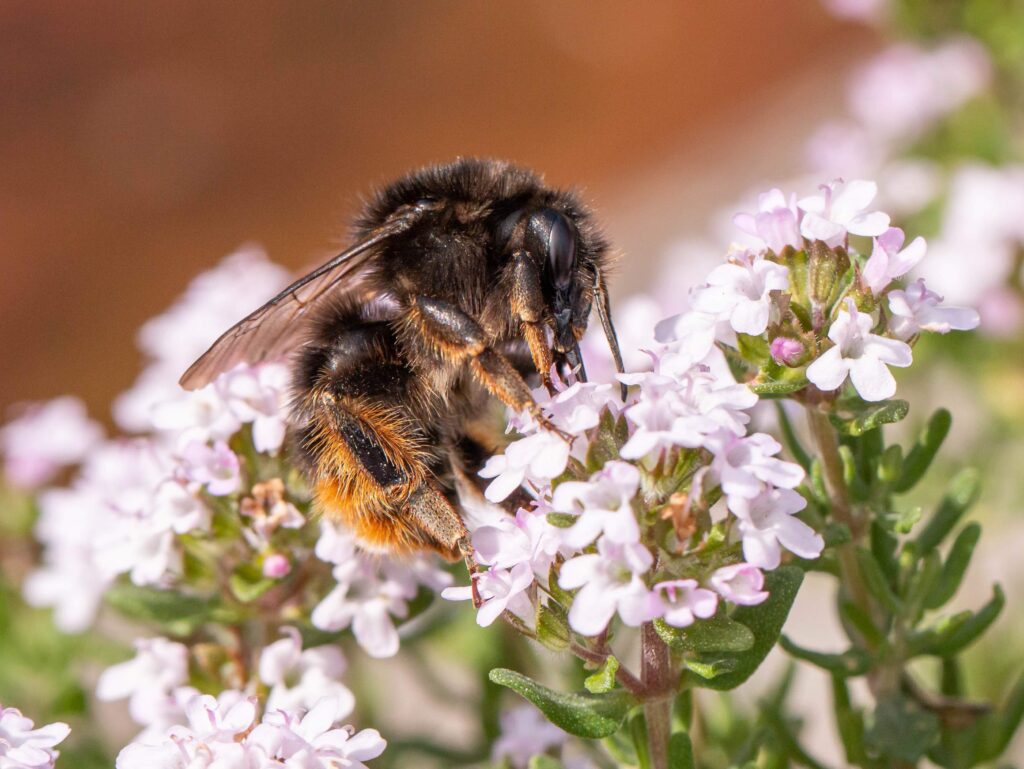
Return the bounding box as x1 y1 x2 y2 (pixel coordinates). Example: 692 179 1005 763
0 1 873 419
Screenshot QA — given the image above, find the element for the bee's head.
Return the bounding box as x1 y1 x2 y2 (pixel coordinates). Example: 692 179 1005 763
499 204 617 382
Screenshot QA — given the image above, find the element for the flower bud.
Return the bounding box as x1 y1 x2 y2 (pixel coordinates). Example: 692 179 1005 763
807 241 851 328
262 553 292 578
769 336 805 366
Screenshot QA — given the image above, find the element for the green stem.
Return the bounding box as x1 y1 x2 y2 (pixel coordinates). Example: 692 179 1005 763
642 622 672 769
804 408 876 640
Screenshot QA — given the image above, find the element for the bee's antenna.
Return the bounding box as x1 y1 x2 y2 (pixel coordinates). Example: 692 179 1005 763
594 266 628 401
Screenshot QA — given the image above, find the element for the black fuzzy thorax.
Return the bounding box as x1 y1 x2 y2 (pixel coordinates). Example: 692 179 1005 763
354 157 609 337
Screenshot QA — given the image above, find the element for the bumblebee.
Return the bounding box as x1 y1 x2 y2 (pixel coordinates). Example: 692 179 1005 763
181 158 623 578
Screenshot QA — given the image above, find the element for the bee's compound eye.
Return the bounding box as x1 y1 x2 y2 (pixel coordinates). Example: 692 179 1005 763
546 212 577 290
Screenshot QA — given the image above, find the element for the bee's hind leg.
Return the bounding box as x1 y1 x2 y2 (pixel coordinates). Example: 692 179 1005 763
403 482 484 608
402 481 469 561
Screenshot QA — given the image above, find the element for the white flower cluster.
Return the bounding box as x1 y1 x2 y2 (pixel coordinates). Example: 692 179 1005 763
445 311 815 636
447 177 982 639
115 693 383 769
8 247 446 667
19 366 299 631
735 179 977 401
0 705 69 769
311 522 452 658
0 396 103 490
13 248 293 632
808 37 990 180
98 631 385 768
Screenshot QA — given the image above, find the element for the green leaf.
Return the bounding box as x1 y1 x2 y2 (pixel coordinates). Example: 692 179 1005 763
627 709 650 769
855 425 884 484
866 695 940 763
748 375 808 396
881 505 922 535
547 563 574 608
978 673 1024 760
904 550 942 622
915 468 981 553
831 674 869 765
536 603 570 652
584 655 619 694
910 584 1004 657
683 657 738 680
854 547 902 615
737 333 770 365
925 522 981 609
838 600 884 649
602 725 639 766
489 668 635 739
585 408 626 472
829 399 909 436
839 445 869 501
870 519 899 582
778 636 871 676
105 584 219 633
894 408 951 493
654 615 755 654
940 657 963 698
877 443 903 485
809 459 828 505
668 732 695 769
229 562 276 603
821 521 852 548
528 756 564 769
546 513 576 529
688 566 804 691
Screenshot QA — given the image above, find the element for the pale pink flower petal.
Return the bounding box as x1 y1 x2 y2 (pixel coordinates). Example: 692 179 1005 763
709 563 769 606
807 300 912 401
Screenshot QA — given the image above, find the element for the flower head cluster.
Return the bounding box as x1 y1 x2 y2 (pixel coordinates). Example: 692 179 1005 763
0 396 102 490
808 38 991 179
729 181 978 402
312 523 451 658
115 692 384 769
492 705 568 769
446 176 978 644
0 705 69 769
5 248 450 668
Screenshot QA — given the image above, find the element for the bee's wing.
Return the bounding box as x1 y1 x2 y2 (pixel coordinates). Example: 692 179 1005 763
179 216 413 390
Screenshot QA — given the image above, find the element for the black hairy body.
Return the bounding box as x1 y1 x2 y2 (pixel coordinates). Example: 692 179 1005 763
181 158 619 565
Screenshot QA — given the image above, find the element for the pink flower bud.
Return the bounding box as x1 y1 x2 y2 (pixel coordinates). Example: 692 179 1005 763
262 554 292 579
770 336 805 366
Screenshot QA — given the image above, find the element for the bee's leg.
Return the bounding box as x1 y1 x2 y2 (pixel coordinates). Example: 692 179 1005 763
403 480 484 607
507 250 554 392
457 535 484 608
406 296 570 440
402 480 470 559
305 391 475 558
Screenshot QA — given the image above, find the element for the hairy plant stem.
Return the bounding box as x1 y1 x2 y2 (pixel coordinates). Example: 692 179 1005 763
641 622 672 769
804 408 877 642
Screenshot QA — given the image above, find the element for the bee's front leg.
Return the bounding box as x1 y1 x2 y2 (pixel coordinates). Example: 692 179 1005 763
405 296 570 441
506 250 554 393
